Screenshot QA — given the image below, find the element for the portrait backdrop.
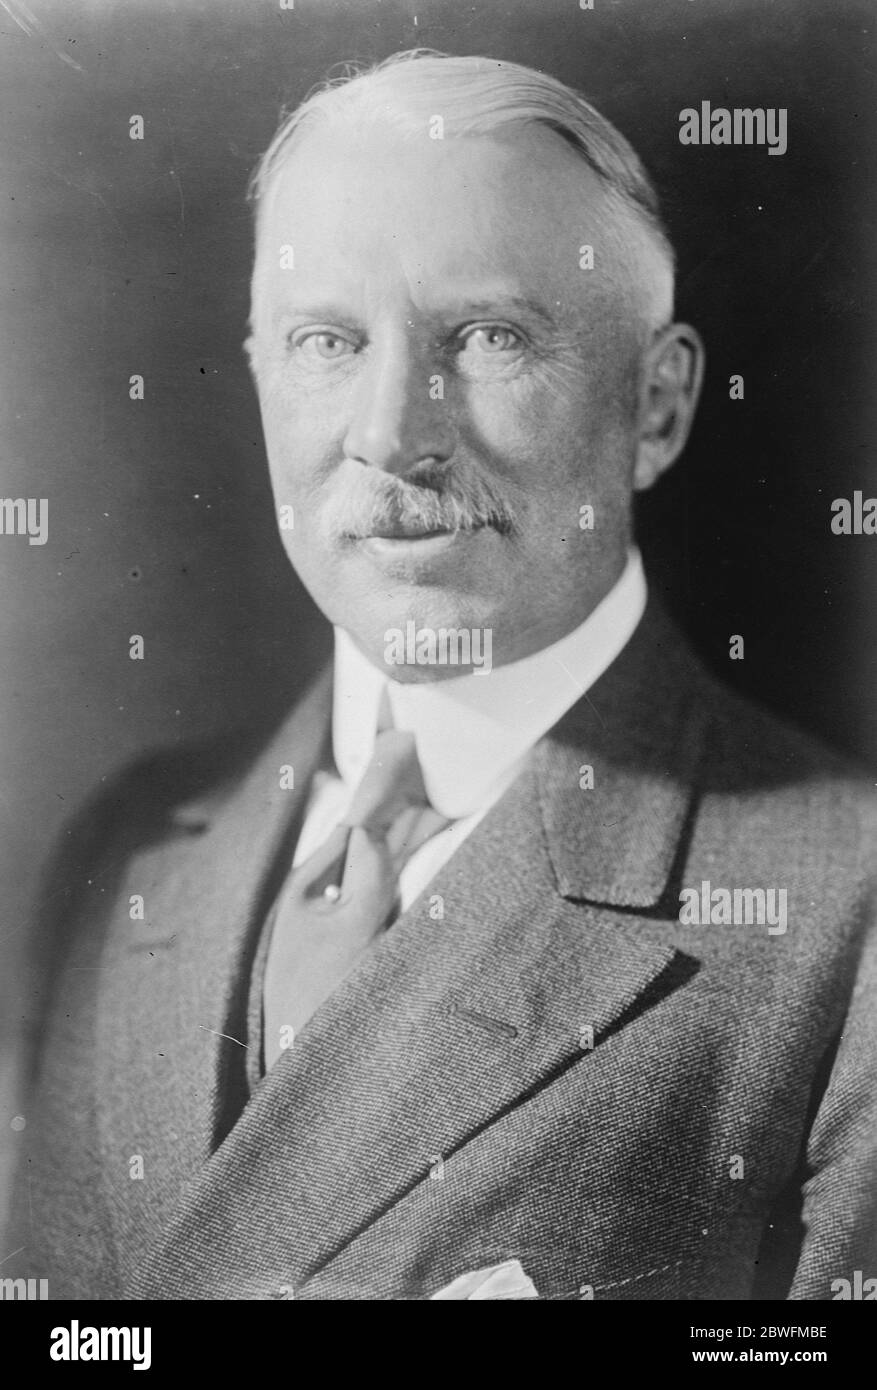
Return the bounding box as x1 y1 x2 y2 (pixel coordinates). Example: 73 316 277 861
1 0 874 1224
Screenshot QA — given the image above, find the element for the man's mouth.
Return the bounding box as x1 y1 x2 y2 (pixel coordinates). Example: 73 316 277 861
362 521 482 541
353 522 489 561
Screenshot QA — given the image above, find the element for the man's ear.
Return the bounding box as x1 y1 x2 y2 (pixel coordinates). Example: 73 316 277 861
632 323 705 492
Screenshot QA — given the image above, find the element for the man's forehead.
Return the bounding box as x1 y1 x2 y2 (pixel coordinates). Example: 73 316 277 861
263 114 593 193
255 122 613 316
258 252 592 333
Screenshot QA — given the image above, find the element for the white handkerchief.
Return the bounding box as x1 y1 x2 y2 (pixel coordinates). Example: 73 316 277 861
430 1259 539 1300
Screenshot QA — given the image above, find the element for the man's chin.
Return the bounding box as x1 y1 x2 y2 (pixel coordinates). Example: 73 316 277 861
329 598 502 683
290 534 507 673
377 657 484 685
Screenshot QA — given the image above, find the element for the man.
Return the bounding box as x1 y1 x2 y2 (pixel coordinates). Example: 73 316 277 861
18 50 877 1300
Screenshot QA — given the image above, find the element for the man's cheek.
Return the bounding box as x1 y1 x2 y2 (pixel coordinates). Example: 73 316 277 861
276 523 334 595
459 401 540 486
466 376 583 463
263 410 335 493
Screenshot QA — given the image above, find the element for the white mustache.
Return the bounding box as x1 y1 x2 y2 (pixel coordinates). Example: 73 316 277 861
319 464 517 541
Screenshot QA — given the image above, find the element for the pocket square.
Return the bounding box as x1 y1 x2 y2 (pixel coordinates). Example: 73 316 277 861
430 1259 539 1300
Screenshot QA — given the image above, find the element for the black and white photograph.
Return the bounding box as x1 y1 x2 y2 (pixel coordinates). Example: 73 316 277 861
0 0 875 1344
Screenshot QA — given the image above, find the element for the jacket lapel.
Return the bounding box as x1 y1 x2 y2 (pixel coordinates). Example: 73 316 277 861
536 594 708 911
130 602 711 1299
95 667 332 1279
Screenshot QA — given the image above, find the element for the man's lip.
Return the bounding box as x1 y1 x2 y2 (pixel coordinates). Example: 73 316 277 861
362 526 455 541
355 527 486 559
356 522 486 541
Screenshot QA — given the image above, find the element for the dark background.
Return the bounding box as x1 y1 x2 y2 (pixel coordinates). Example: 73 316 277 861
0 0 875 1219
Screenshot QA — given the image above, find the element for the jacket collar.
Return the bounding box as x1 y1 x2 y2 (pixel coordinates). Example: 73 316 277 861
538 592 708 908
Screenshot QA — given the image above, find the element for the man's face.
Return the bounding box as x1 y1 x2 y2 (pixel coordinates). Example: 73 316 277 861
249 121 646 677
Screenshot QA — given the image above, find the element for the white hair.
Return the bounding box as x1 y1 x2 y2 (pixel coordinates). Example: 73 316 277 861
247 49 675 335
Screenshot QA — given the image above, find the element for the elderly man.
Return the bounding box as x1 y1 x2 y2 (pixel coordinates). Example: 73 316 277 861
19 50 877 1301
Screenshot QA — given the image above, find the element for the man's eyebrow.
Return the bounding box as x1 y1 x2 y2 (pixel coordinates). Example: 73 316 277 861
436 295 559 328
270 295 561 330
271 302 360 327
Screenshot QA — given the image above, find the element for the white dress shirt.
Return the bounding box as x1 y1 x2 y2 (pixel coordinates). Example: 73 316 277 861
292 548 647 911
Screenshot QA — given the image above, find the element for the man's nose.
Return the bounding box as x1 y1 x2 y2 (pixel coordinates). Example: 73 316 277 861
343 340 455 474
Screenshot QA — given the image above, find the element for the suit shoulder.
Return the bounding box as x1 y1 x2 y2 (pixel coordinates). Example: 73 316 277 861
74 721 265 841
695 667 876 867
42 664 331 911
34 719 274 931
702 673 858 779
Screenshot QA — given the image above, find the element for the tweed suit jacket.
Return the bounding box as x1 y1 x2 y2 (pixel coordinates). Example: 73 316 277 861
16 599 877 1300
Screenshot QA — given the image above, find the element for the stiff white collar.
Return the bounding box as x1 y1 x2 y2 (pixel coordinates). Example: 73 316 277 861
332 548 647 820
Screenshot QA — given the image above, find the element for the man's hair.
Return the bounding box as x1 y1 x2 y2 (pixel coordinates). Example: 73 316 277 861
247 48 675 334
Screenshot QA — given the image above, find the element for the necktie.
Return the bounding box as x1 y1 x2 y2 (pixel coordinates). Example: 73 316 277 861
262 729 448 1069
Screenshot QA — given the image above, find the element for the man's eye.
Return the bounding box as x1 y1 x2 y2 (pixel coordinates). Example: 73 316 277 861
291 330 357 360
458 325 523 355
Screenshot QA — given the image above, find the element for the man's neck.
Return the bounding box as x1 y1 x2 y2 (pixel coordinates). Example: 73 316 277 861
331 548 648 818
